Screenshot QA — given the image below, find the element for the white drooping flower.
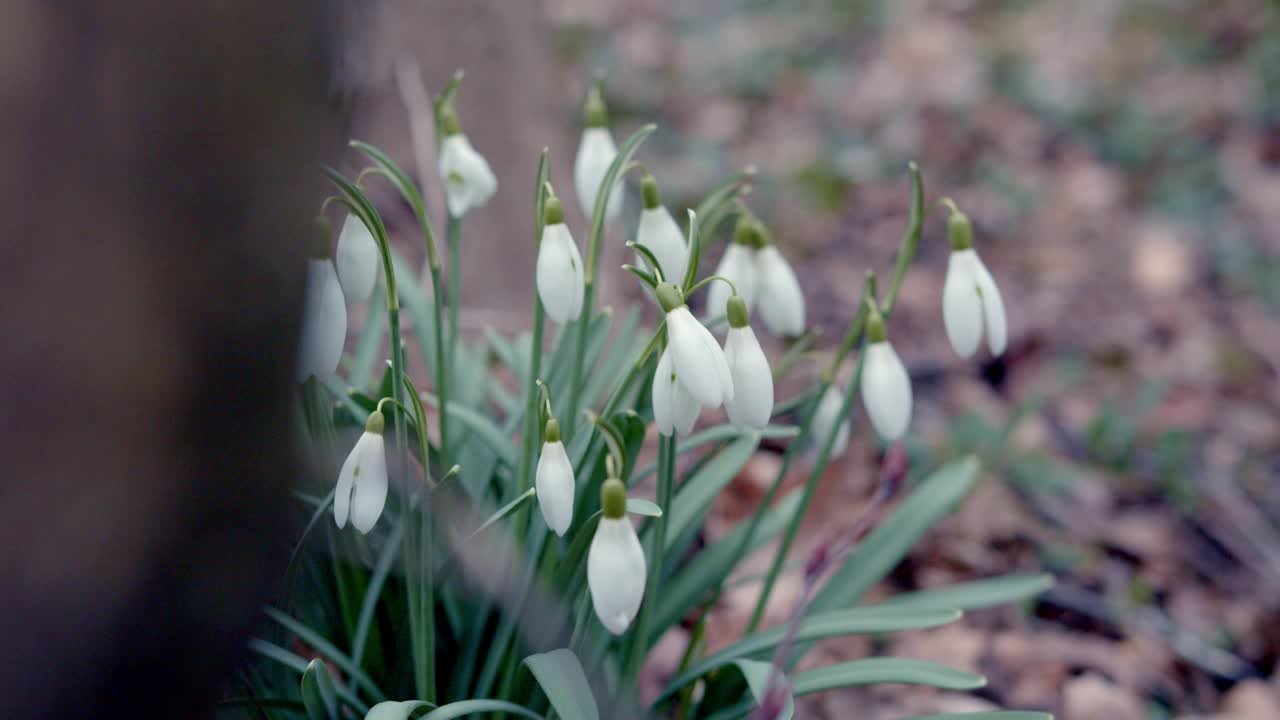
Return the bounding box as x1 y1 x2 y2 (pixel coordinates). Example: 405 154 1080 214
436 103 497 218
635 175 689 285
574 85 622 222
297 257 347 383
574 128 622 222
755 245 806 337
812 384 851 459
535 418 575 536
335 411 389 534
941 201 1006 358
722 296 774 430
335 213 379 303
661 284 735 409
535 196 585 325
652 348 701 437
706 243 757 320
587 479 646 635
861 313 913 441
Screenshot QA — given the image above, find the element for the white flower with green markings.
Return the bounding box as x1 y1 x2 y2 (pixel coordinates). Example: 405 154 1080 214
635 173 689 285
335 410 389 534
437 105 497 218
658 283 734 410
652 348 701 437
860 308 913 441
941 202 1007 358
722 295 774 430
574 85 622 222
535 418 575 536
587 478 646 635
535 194 585 325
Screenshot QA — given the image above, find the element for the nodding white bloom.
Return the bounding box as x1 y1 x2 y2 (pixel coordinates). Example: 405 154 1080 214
297 256 347 383
535 418 575 536
335 213 379 303
587 478 646 635
535 196 585 325
335 411 389 534
812 384 851 459
635 174 689 285
652 348 701 437
574 86 622 222
941 206 1006 358
437 105 498 218
722 296 774 430
659 283 734 409
861 313 913 441
755 245 806 337
706 243 757 320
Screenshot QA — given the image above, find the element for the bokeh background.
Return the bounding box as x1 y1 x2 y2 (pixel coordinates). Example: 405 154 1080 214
336 1 1280 717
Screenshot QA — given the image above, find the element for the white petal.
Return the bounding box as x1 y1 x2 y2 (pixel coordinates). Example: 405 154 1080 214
535 441 575 536
706 244 757 318
587 516 647 635
439 134 498 217
942 250 983 358
535 224 585 324
667 307 734 408
861 341 912 441
755 246 805 336
574 128 622 222
723 326 774 430
335 214 380 303
970 252 1008 356
349 433 388 534
812 385 850 459
637 206 689 286
297 259 347 382
333 435 359 529
652 349 702 437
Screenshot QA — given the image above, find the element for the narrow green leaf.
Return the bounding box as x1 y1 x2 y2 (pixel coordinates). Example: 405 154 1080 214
809 457 982 616
790 658 986 695
348 519 406 683
465 487 537 541
662 433 760 549
420 392 517 468
247 639 370 714
263 608 388 702
633 425 798 482
348 285 387 390
420 700 542 720
523 648 600 720
301 659 339 720
627 498 662 517
656 607 961 701
875 574 1054 613
733 659 793 720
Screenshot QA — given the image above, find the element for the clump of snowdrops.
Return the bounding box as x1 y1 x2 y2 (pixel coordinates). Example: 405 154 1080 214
240 72 1053 720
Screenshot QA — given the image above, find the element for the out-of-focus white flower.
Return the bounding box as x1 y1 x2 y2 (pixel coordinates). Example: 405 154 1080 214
660 283 734 409
722 296 773 430
335 411 388 534
587 478 646 635
297 256 347 383
861 312 912 441
652 348 701 437
574 86 621 222
535 418 575 536
755 245 805 337
635 174 688 285
941 205 1006 358
535 195 585 325
706 243 757 320
437 105 497 218
335 213 379 303
812 384 851 459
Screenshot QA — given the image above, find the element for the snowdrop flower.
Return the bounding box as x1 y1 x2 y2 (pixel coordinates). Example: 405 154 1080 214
535 418 575 536
941 202 1007 358
860 308 913 441
334 213 379 303
755 244 806 337
706 215 761 318
437 104 497 218
812 384 851 459
635 173 688 285
535 194 585 325
297 236 347 383
722 296 774 430
658 282 734 409
652 348 701 437
587 478 646 634
335 410 389 534
574 84 622 222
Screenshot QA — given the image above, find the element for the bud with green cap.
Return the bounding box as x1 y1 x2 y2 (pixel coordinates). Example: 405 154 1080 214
722 294 774 430
940 198 1007 359
335 405 390 534
535 415 574 536
587 476 646 634
436 97 497 218
635 172 690 284
860 299 912 442
574 80 622 221
536 185 585 325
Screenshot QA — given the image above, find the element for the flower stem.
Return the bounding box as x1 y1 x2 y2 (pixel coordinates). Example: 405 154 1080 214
447 213 462 383
623 434 676 689
515 152 551 539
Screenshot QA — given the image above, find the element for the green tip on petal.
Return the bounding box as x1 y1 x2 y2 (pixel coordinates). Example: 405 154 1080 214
641 173 661 210
734 213 767 248
727 294 749 328
543 417 560 443
365 410 385 434
866 306 888 343
544 194 564 226
601 477 627 518
584 84 609 128
655 282 684 314
438 101 462 137
945 201 973 251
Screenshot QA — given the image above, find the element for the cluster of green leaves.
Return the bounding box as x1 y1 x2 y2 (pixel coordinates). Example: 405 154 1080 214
229 121 1051 719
